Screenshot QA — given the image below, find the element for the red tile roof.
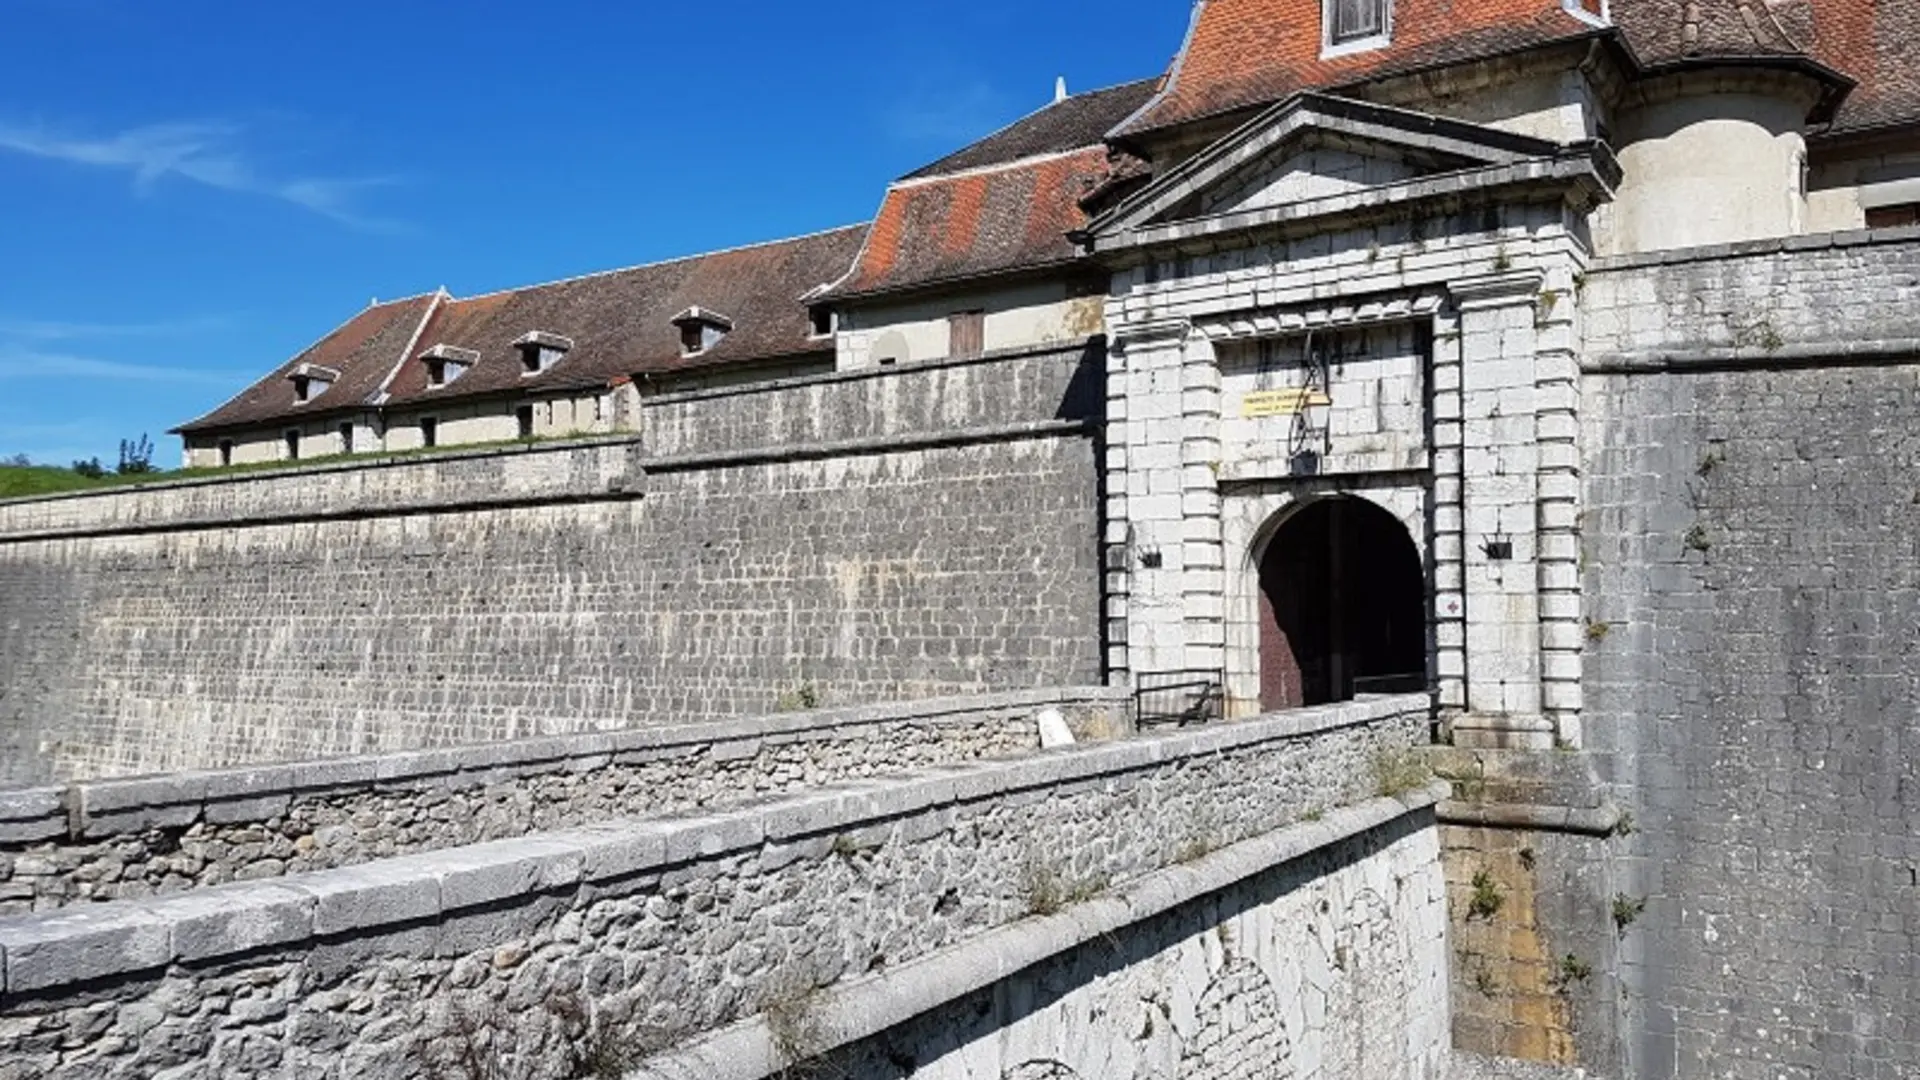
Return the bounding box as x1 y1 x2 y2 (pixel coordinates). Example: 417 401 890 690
177 226 867 433
1805 0 1920 134
174 294 437 434
1113 0 1601 138
1114 1 1913 139
824 146 1118 300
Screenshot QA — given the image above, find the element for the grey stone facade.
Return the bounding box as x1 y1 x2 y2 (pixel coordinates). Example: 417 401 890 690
1581 355 1920 1079
0 343 1106 786
0 696 1431 1080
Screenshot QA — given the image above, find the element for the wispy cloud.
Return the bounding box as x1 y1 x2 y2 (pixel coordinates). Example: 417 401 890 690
0 345 245 386
0 118 405 230
0 314 230 341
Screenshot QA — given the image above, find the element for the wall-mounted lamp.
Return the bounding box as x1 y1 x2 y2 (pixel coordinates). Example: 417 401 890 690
1480 535 1514 561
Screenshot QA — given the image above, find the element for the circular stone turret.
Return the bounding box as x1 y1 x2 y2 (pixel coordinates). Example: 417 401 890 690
1605 67 1826 255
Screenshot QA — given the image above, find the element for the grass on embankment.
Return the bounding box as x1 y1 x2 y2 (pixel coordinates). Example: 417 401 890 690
0 432 631 501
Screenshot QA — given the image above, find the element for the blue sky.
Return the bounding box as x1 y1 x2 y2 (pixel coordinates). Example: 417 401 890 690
0 0 1189 467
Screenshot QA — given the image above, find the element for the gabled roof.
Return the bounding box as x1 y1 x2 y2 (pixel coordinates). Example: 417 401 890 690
177 226 868 434
174 293 438 434
376 225 866 406
1112 0 1602 140
1085 92 1618 254
903 79 1160 180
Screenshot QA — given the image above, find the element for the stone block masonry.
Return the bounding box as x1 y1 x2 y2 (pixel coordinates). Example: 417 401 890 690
0 342 1106 787
1580 226 1920 365
1580 357 1920 1080
0 695 1431 1080
0 688 1126 914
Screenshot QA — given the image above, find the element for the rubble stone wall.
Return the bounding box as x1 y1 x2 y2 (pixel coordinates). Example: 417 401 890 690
0 688 1127 915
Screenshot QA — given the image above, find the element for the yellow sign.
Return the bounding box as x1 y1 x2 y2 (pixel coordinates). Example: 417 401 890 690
1240 388 1331 418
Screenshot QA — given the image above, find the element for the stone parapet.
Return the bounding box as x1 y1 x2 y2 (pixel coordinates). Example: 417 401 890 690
0 694 1427 1079
639 338 1104 459
0 687 1130 914
1580 226 1920 367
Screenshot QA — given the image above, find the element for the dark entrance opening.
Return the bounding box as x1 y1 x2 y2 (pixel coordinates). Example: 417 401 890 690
1257 496 1426 711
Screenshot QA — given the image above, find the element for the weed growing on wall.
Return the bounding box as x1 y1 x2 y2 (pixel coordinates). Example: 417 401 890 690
1467 870 1505 920
1371 746 1431 797
1612 894 1648 934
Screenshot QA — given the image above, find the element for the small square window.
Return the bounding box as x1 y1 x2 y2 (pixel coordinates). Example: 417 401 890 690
1326 0 1390 49
292 375 312 402
810 306 834 338
428 359 448 387
681 323 705 355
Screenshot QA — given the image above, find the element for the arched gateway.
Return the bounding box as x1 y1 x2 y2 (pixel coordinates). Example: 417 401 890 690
1256 496 1426 711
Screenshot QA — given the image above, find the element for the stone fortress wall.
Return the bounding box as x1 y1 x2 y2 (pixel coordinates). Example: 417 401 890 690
0 694 1444 1080
1568 227 1920 1079
0 340 1108 788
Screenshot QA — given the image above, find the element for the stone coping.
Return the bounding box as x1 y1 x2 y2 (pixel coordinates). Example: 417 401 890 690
639 419 1091 476
0 687 1130 846
1588 223 1920 273
0 693 1423 999
635 781 1448 1080
1582 338 1920 375
638 336 1101 408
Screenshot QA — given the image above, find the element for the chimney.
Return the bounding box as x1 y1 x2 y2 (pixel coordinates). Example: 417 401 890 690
1054 76 1069 104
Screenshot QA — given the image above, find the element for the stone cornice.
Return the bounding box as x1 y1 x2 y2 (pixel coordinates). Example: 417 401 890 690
1450 268 1549 309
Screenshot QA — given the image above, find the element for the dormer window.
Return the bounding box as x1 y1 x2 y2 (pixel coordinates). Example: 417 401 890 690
420 344 480 388
514 330 574 376
287 363 339 404
809 305 835 339
672 306 734 357
1325 0 1390 53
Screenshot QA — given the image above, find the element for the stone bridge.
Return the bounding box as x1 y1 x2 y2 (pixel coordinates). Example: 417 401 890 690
0 691 1453 1079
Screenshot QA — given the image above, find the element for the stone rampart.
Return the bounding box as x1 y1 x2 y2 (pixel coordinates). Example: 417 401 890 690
0 695 1430 1080
0 688 1128 915
0 341 1106 787
1577 350 1920 1079
1580 226 1920 366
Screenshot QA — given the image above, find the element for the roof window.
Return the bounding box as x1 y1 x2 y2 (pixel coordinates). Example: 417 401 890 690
287 363 340 404
673 306 734 357
421 344 480 388
514 330 574 376
1325 0 1391 55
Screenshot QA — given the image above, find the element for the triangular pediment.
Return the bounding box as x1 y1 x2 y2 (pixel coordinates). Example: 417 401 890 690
1084 92 1607 252
1179 132 1473 220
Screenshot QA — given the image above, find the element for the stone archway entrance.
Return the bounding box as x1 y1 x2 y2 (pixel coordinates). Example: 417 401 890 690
1257 496 1425 711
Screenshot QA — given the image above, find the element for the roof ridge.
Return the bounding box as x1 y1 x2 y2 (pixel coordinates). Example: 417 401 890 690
892 145 1111 191
368 288 449 405
447 223 871 304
